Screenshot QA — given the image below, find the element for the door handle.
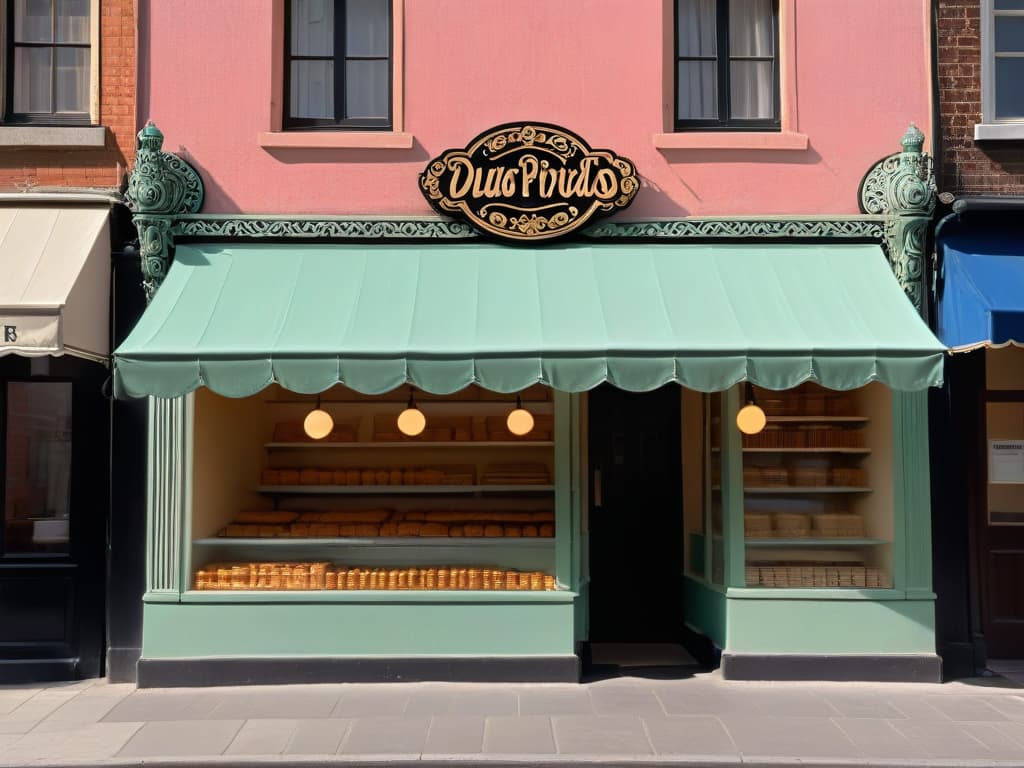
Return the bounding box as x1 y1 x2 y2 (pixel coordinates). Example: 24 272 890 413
593 468 602 509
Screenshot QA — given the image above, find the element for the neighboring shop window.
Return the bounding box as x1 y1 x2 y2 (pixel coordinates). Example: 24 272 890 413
285 0 392 130
3 382 72 554
682 390 723 584
6 0 91 124
984 0 1024 122
675 0 779 131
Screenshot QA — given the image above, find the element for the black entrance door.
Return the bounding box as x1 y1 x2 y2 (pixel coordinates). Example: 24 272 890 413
0 356 108 682
587 385 683 641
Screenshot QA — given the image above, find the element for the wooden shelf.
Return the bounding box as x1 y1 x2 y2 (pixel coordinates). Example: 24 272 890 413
194 536 555 547
257 484 554 495
766 416 869 423
745 537 887 548
739 486 872 494
714 447 870 454
265 441 553 449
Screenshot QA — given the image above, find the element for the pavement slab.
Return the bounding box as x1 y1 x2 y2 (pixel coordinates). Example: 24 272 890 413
483 715 555 754
518 687 594 715
642 715 737 756
590 684 667 716
116 718 244 757
283 718 351 755
213 687 341 719
224 717 298 754
889 719 1002 760
331 685 411 717
445 689 519 716
4 722 142 763
958 721 1024 759
552 714 653 755
831 716 923 760
340 715 430 755
422 715 484 754
102 688 225 722
719 714 860 759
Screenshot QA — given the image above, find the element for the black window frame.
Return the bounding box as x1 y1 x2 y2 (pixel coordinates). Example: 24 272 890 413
283 0 393 131
4 0 92 126
674 0 780 132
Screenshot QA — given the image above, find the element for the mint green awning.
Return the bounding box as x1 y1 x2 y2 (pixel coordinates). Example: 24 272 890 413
113 242 944 398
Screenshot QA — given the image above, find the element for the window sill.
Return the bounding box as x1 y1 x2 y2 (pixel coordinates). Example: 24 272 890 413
258 131 414 150
974 123 1024 141
653 131 809 151
0 125 105 148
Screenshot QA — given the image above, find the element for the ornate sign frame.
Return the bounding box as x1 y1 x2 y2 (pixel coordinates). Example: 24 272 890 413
419 122 639 242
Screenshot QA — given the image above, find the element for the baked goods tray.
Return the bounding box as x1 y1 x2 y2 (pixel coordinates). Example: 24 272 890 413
193 537 555 547
257 485 555 494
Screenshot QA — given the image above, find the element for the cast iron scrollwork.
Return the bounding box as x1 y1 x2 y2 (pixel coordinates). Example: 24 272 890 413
125 122 205 300
858 124 935 315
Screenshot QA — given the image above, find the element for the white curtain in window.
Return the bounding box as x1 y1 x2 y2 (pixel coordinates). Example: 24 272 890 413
13 48 51 112
677 0 717 120
55 47 89 112
291 0 334 118
729 0 774 119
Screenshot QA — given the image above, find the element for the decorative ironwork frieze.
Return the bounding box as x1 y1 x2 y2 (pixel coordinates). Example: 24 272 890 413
171 217 477 240
583 218 886 240
858 124 935 315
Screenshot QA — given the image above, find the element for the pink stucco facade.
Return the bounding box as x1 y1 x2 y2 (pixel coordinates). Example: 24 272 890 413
138 0 931 217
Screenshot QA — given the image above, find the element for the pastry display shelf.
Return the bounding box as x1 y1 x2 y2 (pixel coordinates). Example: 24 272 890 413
193 536 555 548
265 441 554 450
713 447 871 454
745 537 887 548
713 486 872 493
257 484 555 495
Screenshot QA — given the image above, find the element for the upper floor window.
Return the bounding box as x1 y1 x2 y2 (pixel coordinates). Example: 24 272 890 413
675 0 779 131
986 0 1024 122
284 0 391 130
5 0 91 124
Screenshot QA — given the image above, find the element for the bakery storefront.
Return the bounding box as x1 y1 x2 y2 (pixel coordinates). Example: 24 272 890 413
116 123 946 686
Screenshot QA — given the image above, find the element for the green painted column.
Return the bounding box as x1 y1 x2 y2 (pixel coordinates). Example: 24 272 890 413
721 386 745 588
145 395 192 602
554 390 572 590
893 389 934 598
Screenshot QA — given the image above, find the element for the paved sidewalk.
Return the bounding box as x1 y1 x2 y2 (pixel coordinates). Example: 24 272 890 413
2 670 1024 767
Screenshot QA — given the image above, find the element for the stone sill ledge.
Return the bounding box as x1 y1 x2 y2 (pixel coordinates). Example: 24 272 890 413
974 122 1024 141
653 131 809 151
0 125 106 148
258 131 414 150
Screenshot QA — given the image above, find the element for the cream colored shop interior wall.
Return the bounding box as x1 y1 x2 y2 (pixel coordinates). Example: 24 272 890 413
986 346 1024 389
191 389 268 539
985 348 1024 524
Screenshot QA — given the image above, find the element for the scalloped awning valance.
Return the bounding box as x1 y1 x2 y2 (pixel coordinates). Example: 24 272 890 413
113 242 944 399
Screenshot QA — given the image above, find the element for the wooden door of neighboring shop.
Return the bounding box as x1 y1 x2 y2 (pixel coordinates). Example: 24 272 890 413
0 358 108 682
978 348 1024 659
587 385 683 641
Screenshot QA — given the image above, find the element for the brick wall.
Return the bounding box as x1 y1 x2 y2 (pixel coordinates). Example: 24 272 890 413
0 0 135 192
938 0 1024 194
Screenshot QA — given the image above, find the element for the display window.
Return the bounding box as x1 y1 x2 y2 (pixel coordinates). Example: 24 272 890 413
685 382 895 591
188 383 560 593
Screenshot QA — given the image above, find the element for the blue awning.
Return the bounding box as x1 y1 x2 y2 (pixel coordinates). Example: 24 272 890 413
937 230 1024 351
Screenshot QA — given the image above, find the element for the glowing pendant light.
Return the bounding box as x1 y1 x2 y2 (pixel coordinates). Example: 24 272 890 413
506 395 535 436
736 383 767 435
303 395 334 440
397 390 426 436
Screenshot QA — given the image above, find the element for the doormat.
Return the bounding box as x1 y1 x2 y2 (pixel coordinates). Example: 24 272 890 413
588 642 697 668
987 659 1024 685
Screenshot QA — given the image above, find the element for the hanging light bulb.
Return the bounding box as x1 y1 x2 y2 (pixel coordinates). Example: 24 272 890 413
397 389 426 436
303 395 334 440
506 394 535 436
736 383 767 435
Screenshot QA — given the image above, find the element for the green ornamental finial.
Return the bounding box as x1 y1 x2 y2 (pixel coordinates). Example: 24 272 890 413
900 123 924 155
138 120 164 153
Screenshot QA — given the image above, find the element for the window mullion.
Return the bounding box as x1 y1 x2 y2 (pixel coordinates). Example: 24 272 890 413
335 0 346 123
717 0 730 126
50 0 57 113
